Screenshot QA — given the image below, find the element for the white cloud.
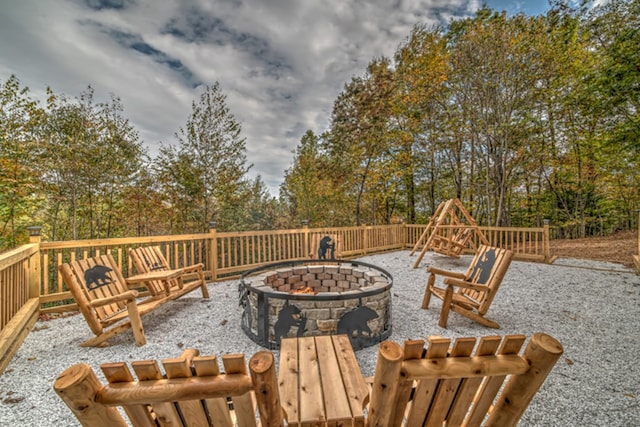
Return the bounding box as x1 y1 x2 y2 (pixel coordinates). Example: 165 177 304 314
0 0 538 195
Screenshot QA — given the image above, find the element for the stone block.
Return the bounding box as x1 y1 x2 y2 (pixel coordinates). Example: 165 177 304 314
317 319 338 332
306 308 331 320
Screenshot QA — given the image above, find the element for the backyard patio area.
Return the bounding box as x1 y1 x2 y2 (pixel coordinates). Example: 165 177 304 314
1 250 638 426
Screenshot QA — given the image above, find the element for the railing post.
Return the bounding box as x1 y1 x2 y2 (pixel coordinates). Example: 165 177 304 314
27 226 42 299
27 226 42 244
302 220 309 259
543 219 551 263
209 222 218 282
402 222 408 248
362 224 368 255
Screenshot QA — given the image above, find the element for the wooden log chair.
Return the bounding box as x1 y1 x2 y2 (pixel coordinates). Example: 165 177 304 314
128 246 209 300
59 254 204 347
309 234 342 260
54 348 284 427
367 333 563 427
422 245 513 328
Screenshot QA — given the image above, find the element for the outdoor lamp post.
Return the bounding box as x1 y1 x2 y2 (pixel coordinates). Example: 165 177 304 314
26 226 42 243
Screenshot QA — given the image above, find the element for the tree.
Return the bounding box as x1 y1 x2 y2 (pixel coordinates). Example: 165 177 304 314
41 87 146 240
447 10 544 226
155 83 251 232
326 58 396 225
0 75 45 249
280 130 336 226
392 24 449 221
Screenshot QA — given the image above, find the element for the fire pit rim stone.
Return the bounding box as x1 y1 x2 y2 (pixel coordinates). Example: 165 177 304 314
239 259 393 301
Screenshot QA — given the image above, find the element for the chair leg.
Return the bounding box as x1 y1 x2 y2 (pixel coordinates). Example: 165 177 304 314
126 300 146 346
438 286 454 328
421 274 435 309
198 269 210 299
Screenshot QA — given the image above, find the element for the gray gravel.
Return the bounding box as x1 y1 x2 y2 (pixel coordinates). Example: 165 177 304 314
1 251 639 426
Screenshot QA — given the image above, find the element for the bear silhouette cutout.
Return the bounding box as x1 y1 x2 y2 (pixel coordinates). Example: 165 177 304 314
337 306 378 338
318 236 335 260
470 249 496 284
274 303 306 343
84 265 114 290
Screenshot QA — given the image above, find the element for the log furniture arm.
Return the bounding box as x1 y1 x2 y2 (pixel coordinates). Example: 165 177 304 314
443 277 490 292
427 266 466 279
125 269 184 284
87 290 139 309
126 269 184 295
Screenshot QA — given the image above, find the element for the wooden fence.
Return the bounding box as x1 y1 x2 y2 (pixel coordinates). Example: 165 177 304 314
0 243 41 374
1 222 553 374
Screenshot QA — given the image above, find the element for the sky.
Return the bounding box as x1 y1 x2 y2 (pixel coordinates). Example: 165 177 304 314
0 0 556 195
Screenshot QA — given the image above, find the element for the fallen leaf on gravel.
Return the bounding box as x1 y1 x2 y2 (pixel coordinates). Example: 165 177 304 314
3 396 25 404
565 358 574 365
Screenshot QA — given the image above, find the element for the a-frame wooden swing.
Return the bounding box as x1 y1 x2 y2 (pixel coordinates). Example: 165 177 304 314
410 198 489 268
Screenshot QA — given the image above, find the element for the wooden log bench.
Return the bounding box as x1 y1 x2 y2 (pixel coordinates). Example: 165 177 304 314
58 254 209 347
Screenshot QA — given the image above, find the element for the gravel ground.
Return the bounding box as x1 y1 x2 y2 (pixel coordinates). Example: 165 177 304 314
1 251 639 426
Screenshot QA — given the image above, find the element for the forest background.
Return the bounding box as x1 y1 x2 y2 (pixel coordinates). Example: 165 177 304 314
1 1 638 252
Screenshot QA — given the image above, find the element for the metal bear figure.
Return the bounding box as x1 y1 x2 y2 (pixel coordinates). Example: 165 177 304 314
337 306 378 338
84 265 114 290
470 248 496 284
274 303 306 343
318 236 335 260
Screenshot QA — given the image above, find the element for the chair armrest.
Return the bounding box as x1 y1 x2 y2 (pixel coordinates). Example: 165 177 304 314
427 266 466 279
89 290 139 308
126 269 183 285
443 277 489 292
180 263 204 274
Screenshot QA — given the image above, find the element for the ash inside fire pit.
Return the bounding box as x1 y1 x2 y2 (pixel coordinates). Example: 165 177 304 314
238 260 393 350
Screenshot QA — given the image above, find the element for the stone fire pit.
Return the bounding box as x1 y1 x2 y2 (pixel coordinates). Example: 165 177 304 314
238 260 393 350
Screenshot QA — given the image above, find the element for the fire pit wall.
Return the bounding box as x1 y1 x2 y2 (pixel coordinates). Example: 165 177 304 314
239 262 392 350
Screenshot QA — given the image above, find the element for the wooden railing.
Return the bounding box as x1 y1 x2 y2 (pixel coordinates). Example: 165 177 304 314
478 225 549 262
0 222 551 374
0 242 41 374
